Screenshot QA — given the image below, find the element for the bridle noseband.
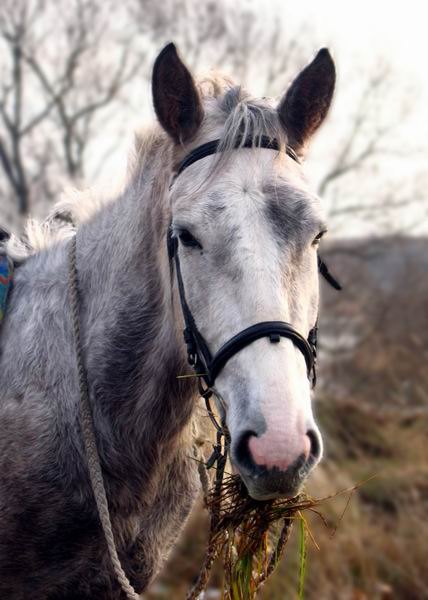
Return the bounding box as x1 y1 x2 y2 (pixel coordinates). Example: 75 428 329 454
168 136 341 397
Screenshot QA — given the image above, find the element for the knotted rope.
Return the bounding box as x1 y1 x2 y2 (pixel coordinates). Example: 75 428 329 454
69 235 141 600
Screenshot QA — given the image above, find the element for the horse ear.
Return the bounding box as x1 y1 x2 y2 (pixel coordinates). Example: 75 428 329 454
152 43 204 144
278 48 335 156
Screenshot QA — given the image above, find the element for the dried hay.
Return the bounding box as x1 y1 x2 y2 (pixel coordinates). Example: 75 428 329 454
187 431 366 600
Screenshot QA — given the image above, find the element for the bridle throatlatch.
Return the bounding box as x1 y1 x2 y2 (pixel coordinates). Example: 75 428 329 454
169 135 342 400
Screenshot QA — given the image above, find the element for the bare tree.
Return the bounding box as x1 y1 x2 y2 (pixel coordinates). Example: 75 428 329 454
135 0 425 236
1 0 424 239
135 0 309 86
0 0 142 218
311 65 427 234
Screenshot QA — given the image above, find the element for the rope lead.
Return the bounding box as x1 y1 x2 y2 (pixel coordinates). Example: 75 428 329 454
69 236 141 600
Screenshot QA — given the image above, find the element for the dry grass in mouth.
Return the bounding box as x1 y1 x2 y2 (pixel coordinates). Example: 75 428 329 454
186 465 365 600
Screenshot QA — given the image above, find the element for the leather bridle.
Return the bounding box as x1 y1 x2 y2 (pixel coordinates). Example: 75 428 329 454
168 136 341 399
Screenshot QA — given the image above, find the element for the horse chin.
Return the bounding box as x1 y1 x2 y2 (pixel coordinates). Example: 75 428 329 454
237 469 304 502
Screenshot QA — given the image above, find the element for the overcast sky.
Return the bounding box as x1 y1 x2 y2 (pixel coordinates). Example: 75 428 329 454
288 0 427 82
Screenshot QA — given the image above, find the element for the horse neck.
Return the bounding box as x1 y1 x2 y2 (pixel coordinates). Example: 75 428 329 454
74 152 196 479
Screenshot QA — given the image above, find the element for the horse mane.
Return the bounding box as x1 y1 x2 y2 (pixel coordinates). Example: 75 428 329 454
5 71 286 262
4 187 114 262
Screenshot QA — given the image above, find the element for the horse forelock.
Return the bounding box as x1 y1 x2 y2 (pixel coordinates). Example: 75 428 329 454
195 73 288 166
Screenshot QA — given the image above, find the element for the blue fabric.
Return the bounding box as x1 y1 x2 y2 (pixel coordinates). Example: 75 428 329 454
0 253 13 323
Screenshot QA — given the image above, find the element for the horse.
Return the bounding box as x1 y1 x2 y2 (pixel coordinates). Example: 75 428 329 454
0 43 335 598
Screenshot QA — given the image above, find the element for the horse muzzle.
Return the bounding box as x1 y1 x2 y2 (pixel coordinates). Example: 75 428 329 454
231 428 323 500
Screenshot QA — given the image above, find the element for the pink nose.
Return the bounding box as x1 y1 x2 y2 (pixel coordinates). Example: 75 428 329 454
248 431 311 471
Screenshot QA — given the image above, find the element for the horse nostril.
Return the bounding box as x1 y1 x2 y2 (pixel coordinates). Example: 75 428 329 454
234 429 322 478
235 430 258 473
306 429 322 462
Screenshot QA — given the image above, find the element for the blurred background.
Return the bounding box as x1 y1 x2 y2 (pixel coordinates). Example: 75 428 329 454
0 0 426 598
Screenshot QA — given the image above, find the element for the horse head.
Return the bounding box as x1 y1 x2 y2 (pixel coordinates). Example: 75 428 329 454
152 43 335 500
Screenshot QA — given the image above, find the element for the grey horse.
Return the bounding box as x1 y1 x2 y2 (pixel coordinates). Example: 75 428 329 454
0 43 335 598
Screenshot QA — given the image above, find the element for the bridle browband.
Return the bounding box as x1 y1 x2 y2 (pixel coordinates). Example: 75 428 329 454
174 135 299 179
168 136 341 397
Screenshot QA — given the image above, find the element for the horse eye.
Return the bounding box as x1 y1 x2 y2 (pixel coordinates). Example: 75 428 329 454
178 229 202 248
312 230 327 246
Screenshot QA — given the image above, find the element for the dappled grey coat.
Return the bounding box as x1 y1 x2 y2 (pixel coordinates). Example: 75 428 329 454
0 41 335 598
